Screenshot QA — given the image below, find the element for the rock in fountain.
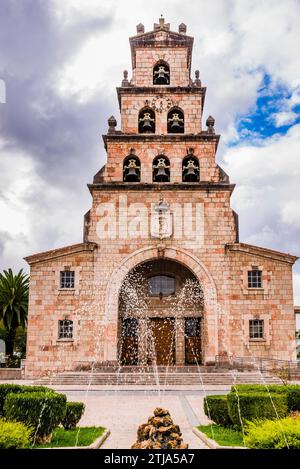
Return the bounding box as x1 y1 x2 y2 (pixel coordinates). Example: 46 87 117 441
131 408 188 449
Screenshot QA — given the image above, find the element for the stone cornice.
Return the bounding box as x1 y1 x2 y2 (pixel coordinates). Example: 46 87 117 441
102 132 220 150
226 243 298 265
24 242 97 265
116 86 206 110
88 182 235 194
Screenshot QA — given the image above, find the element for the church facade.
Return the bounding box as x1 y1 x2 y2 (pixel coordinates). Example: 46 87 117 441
24 18 297 377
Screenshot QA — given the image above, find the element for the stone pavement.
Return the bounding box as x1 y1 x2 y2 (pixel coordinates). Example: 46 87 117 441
63 390 212 449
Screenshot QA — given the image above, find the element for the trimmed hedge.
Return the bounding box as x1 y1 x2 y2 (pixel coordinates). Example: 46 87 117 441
231 384 300 412
62 402 85 430
0 419 32 449
231 384 287 394
245 417 300 449
204 395 232 427
0 384 53 416
286 386 300 412
227 392 288 429
4 392 67 442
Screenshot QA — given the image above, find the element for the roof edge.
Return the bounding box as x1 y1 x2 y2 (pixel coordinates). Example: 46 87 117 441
226 242 298 265
24 242 97 265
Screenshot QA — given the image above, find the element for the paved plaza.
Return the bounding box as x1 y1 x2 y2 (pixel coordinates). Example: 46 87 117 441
63 390 217 449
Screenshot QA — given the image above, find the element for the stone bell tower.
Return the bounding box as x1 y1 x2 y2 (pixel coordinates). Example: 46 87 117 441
93 16 221 186
85 16 238 366
24 17 297 378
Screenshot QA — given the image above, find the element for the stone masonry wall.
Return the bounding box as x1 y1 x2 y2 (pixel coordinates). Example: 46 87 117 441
132 47 190 87
103 140 218 183
25 250 97 377
224 250 296 360
120 92 202 134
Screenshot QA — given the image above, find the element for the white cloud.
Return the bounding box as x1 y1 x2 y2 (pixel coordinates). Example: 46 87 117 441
0 145 89 271
274 111 298 127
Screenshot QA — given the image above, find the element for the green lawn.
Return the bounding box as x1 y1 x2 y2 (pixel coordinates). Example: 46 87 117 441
197 424 244 447
34 426 106 448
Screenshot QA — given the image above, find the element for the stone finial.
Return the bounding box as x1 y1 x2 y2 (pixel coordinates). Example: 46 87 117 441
154 15 170 31
206 115 215 134
108 115 117 134
122 70 129 87
179 23 187 33
194 70 201 87
136 23 145 34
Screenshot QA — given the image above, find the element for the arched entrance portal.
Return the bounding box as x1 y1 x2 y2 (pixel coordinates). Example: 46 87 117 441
118 259 204 366
103 247 218 364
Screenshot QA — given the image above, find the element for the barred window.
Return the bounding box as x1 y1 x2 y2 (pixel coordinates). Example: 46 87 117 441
122 318 138 337
60 271 75 289
249 319 264 339
248 270 262 288
148 275 175 297
185 318 201 337
58 319 73 339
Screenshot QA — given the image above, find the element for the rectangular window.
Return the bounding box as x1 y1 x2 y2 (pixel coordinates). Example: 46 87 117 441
248 270 262 288
249 319 264 339
122 318 138 337
185 318 201 337
58 319 73 339
60 271 75 289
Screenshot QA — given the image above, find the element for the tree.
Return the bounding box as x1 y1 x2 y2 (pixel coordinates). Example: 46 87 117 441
0 269 29 359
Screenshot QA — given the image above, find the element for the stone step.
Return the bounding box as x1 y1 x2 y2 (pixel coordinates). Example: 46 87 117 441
35 371 282 386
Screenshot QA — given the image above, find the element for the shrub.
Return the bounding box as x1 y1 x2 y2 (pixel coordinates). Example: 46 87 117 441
62 402 85 430
4 392 66 443
286 385 300 412
0 384 53 416
227 392 288 429
204 395 232 427
231 384 300 412
0 419 32 449
245 416 300 449
231 384 287 395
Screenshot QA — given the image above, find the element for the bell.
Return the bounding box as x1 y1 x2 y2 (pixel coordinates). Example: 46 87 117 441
171 120 182 130
142 119 153 131
155 167 168 181
184 167 198 182
125 167 139 182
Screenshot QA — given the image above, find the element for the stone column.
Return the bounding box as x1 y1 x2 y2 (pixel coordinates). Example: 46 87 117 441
175 318 185 365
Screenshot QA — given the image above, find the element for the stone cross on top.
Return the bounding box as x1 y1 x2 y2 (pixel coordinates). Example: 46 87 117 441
154 15 170 31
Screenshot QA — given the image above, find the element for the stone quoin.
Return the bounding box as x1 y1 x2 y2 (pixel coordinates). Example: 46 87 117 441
24 18 298 377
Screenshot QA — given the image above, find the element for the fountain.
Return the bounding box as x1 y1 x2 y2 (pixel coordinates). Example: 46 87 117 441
131 407 188 449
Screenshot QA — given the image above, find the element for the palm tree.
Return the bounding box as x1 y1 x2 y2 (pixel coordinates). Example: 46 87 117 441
0 269 29 359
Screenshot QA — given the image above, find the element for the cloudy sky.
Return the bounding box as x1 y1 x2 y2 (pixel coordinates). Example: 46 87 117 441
0 0 300 311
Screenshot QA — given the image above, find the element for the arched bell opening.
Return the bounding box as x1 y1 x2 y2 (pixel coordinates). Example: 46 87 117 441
153 61 170 85
182 154 200 182
138 107 155 134
152 155 170 182
167 107 184 134
118 259 204 366
123 154 141 182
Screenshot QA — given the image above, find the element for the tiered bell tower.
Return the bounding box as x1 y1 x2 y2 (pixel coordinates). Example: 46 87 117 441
85 17 238 366
91 16 228 188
